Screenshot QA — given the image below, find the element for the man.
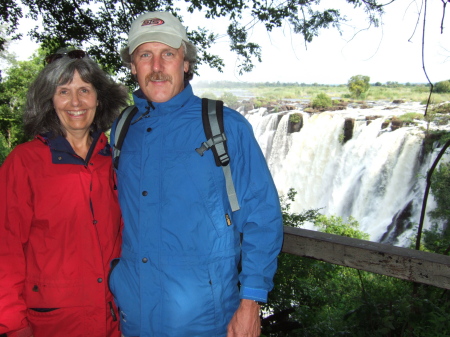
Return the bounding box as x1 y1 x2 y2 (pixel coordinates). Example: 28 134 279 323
108 11 283 337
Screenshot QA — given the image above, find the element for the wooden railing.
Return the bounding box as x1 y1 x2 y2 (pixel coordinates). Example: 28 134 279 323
282 226 450 290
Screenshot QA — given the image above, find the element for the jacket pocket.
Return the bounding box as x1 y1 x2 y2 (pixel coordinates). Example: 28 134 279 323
107 258 141 336
24 279 83 308
181 150 231 237
29 308 59 312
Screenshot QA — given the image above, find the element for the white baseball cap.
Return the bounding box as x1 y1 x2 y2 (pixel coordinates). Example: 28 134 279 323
128 12 189 54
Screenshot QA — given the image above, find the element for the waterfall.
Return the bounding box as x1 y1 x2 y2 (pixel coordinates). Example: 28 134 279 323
244 105 443 246
246 108 279 159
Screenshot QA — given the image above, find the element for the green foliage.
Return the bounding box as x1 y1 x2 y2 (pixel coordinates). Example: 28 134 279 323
311 92 332 109
314 214 370 240
423 130 450 154
342 280 450 337
348 75 371 98
253 96 275 109
429 162 450 227
289 113 301 124
219 91 239 109
0 132 10 164
280 188 322 228
397 112 424 124
265 188 450 336
0 49 45 163
434 80 450 93
430 103 450 114
386 112 426 125
422 224 450 255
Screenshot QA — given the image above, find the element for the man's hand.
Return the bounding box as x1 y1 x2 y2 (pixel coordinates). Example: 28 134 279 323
227 299 261 337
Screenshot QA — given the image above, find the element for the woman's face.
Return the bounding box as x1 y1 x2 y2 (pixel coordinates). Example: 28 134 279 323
53 70 98 136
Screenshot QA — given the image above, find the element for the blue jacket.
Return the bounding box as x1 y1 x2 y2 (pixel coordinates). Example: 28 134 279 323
109 84 283 337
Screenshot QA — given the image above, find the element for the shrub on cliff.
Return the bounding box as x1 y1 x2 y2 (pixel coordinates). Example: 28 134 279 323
289 113 302 123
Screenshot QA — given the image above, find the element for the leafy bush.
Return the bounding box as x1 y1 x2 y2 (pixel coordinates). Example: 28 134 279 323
434 80 450 93
289 113 301 124
218 92 239 109
314 214 369 240
311 93 332 109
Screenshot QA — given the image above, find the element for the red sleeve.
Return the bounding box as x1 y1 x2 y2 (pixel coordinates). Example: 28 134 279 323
0 148 33 334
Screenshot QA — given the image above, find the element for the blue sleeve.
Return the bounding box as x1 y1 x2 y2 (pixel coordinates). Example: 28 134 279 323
225 109 284 302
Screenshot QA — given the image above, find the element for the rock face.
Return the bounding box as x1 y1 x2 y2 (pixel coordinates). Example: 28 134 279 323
391 117 404 131
380 201 414 244
281 104 297 111
343 118 354 143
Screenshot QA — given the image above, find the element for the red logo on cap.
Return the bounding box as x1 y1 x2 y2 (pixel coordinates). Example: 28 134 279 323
142 18 165 26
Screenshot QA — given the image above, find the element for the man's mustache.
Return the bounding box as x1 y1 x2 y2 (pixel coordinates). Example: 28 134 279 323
145 72 173 85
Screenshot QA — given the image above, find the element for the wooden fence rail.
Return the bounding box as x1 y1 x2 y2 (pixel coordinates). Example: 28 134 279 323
282 226 450 290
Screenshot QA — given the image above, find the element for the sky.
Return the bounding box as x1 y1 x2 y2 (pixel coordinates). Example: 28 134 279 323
7 0 450 85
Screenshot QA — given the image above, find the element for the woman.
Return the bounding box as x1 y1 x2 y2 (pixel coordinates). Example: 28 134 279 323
0 50 129 337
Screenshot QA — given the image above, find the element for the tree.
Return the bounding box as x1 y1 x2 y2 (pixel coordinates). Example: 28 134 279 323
348 74 371 98
0 0 389 84
0 49 44 164
434 80 450 93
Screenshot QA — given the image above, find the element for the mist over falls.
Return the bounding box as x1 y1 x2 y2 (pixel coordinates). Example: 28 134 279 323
241 101 445 247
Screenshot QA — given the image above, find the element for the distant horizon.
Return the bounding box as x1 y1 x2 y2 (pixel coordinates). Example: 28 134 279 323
192 80 435 86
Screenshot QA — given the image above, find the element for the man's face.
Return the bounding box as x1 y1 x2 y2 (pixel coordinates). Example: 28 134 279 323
131 42 189 103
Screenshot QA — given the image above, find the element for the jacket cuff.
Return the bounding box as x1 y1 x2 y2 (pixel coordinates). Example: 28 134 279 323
239 286 268 303
7 326 33 337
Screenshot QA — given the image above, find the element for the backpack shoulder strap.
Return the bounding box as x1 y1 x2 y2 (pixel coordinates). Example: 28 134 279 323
195 98 240 211
113 105 138 170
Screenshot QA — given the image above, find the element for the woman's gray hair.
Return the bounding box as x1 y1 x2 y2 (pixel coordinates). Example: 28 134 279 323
24 53 129 137
120 40 197 81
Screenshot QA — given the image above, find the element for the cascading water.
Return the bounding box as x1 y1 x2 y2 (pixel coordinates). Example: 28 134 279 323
243 103 444 247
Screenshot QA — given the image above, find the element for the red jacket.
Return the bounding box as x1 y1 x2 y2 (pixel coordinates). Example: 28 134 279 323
0 133 122 337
